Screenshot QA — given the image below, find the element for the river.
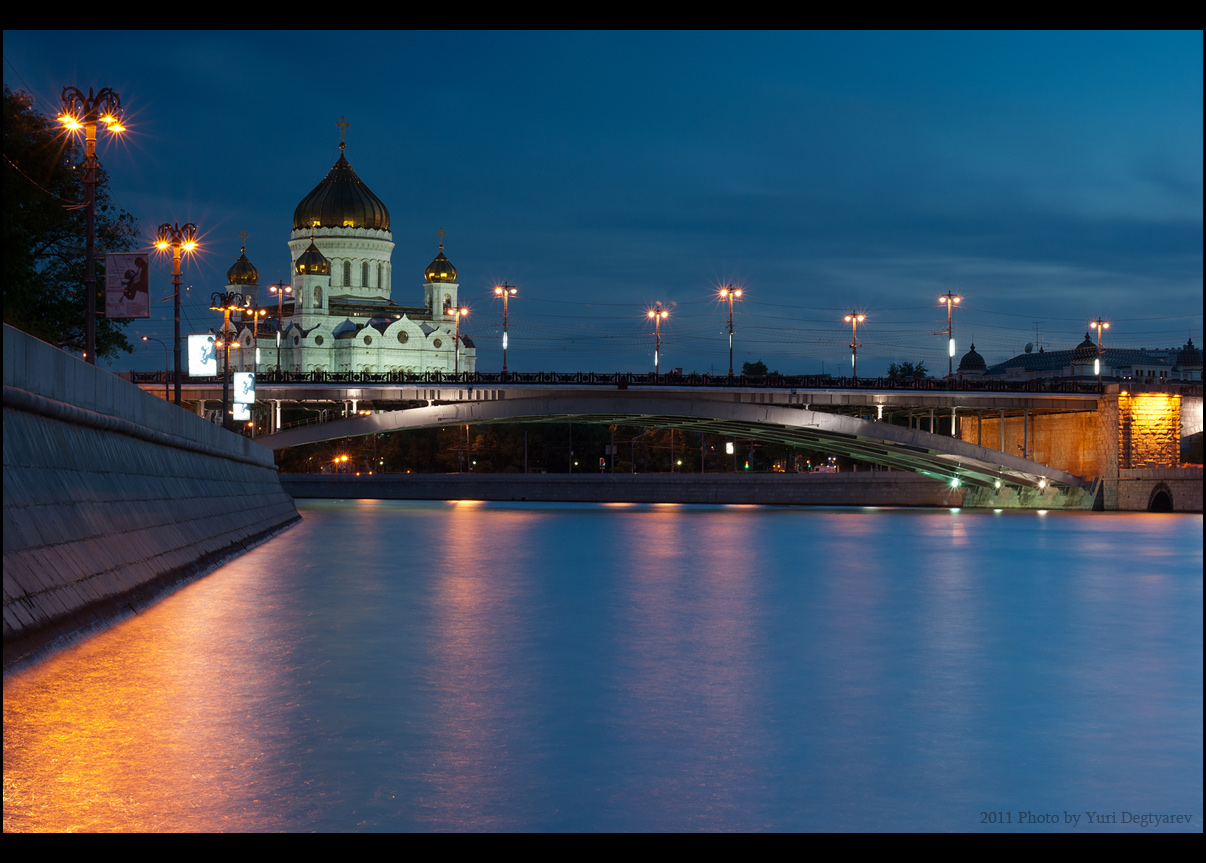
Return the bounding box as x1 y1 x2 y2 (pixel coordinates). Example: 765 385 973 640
4 502 1201 832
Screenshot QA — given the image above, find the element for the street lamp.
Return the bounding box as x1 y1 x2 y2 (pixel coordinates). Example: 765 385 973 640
59 87 125 365
493 283 518 375
719 285 743 378
939 291 962 377
141 335 168 402
268 282 293 374
450 306 469 375
155 222 198 405
844 312 865 381
210 290 252 431
1090 318 1110 380
648 303 669 376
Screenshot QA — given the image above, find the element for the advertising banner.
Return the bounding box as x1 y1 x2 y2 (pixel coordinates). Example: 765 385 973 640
105 253 150 318
188 334 217 376
233 372 256 404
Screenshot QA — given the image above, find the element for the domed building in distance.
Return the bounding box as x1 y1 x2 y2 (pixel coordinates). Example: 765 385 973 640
222 129 474 376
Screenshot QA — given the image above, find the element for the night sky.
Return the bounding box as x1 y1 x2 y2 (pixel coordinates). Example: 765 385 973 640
4 31 1202 375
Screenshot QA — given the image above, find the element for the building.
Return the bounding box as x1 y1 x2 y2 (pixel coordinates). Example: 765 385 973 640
219 133 475 376
958 334 1201 383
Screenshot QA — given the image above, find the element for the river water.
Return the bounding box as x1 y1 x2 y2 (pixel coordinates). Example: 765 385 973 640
4 501 1201 832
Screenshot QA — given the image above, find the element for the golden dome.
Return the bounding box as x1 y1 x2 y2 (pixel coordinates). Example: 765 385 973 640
292 143 390 232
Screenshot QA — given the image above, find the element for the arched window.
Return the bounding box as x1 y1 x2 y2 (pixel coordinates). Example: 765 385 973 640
314 286 323 307
343 260 351 285
362 261 370 287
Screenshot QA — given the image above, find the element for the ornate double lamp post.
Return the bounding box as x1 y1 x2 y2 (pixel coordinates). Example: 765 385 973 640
58 87 125 365
939 291 962 378
648 303 669 376
268 283 293 374
210 290 251 431
1090 317 1110 381
719 285 742 378
155 223 198 405
844 312 865 381
494 283 518 375
450 306 469 375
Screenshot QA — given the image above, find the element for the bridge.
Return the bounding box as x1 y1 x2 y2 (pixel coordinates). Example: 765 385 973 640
131 372 1155 509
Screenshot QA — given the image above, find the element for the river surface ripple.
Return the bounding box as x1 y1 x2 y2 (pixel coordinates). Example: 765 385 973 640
4 502 1202 832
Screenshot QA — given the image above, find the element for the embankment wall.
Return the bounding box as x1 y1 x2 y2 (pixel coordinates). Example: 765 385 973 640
3 326 299 669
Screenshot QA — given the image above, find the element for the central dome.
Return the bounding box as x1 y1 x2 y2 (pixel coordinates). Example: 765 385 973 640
293 143 390 231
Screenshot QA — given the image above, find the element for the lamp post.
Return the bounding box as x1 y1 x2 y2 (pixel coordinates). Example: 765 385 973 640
494 283 517 375
450 306 469 375
210 291 251 431
155 223 198 405
648 303 669 376
1090 318 1109 381
141 336 169 402
59 87 125 365
719 285 742 378
844 313 865 381
268 282 293 375
939 291 962 377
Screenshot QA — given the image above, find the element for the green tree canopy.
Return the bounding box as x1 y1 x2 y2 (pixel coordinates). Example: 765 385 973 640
3 86 139 359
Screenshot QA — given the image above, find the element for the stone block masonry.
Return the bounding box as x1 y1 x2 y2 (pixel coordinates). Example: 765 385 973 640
3 326 300 671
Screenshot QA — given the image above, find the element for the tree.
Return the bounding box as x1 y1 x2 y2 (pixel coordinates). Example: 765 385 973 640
3 87 139 359
741 359 779 376
887 361 929 381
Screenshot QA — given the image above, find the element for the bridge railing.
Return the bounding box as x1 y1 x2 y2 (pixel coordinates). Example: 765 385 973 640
125 369 1201 397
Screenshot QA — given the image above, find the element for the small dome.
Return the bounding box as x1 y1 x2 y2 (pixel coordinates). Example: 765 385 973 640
295 239 330 276
226 244 259 286
425 243 457 283
293 143 390 231
1073 332 1097 359
957 343 986 374
1176 338 1202 368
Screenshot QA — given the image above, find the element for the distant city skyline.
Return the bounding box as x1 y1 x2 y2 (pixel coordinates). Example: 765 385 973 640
4 30 1201 375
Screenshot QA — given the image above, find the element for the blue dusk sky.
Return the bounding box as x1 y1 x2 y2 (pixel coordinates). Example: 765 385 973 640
4 30 1202 375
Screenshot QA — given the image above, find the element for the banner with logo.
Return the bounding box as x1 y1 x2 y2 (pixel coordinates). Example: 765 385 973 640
105 253 150 318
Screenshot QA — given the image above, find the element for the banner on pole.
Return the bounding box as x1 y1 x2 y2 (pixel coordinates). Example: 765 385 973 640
105 253 150 318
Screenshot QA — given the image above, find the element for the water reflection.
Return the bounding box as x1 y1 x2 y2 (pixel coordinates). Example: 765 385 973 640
4 505 1201 832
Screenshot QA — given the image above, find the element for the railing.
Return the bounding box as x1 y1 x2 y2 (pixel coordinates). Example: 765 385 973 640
126 369 1202 396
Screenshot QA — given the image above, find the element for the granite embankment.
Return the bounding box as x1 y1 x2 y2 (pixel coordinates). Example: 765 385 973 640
3 326 299 670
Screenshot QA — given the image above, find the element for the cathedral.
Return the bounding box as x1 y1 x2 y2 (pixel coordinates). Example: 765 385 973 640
221 130 475 376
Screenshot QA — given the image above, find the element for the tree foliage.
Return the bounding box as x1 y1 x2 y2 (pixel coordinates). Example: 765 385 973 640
886 361 929 380
3 86 140 359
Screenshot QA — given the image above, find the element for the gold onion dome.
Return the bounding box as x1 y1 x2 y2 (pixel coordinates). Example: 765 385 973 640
292 143 390 231
425 244 457 283
295 239 330 276
226 246 259 285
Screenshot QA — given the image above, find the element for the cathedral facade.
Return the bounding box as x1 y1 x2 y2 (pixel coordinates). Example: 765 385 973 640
222 136 475 376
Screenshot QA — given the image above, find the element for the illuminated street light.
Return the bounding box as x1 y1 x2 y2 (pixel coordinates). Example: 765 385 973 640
141 335 169 402
648 303 669 376
155 223 198 405
59 86 125 365
844 312 865 381
493 283 518 375
268 282 293 373
939 291 962 377
1090 318 1110 380
209 290 252 432
718 285 743 378
450 306 469 375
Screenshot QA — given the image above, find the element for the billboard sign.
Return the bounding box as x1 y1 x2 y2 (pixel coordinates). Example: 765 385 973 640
188 334 217 376
233 372 255 404
105 253 150 318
